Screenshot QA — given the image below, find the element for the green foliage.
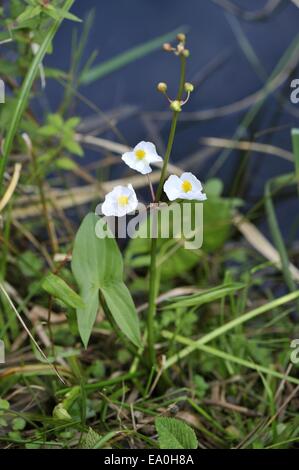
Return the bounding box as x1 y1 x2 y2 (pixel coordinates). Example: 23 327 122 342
71 213 141 348
17 0 81 27
42 272 85 309
81 27 186 84
12 417 26 431
0 400 10 429
194 375 209 398
0 0 76 190
52 403 72 421
203 178 242 252
0 1 76 192
39 114 83 156
164 283 244 310
0 0 298 451
126 179 241 283
0 399 10 411
126 236 200 281
81 428 101 449
155 417 198 449
18 251 43 278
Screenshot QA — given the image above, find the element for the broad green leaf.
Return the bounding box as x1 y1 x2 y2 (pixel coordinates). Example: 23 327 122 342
204 178 223 197
81 428 101 449
126 237 200 280
76 286 99 349
101 282 141 348
81 428 118 449
125 202 202 280
159 246 200 279
81 27 186 84
72 214 141 348
72 213 123 287
42 272 84 309
155 417 198 449
203 197 239 252
0 399 9 410
202 179 242 252
12 417 26 431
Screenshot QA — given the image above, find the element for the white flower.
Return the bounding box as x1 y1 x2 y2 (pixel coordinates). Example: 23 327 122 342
164 172 207 201
102 184 138 217
122 141 163 175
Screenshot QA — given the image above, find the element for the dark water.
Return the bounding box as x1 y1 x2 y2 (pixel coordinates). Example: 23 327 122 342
45 0 299 235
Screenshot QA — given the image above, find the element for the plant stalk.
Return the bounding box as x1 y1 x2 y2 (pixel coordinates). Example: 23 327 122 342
147 55 186 367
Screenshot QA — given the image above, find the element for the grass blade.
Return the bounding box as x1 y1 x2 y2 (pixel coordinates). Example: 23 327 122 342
265 174 297 294
164 290 299 368
80 27 186 84
164 283 244 309
292 128 299 183
162 331 299 386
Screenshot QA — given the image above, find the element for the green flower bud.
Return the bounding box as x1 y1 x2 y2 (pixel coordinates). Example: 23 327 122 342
184 82 194 93
170 100 182 112
157 82 168 93
182 49 190 58
176 33 186 43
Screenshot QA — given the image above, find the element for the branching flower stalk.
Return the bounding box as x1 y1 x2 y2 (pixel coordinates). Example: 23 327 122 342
147 34 190 367
99 34 204 368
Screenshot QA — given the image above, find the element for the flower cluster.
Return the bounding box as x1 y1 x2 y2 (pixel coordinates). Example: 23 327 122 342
101 141 207 217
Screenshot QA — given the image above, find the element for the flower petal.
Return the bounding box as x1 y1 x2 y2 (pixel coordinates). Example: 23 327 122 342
146 153 163 164
135 160 152 174
101 184 138 217
163 175 182 201
121 151 137 169
181 172 203 191
164 173 207 202
122 141 162 174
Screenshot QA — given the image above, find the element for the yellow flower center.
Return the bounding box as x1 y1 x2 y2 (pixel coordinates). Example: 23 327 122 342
181 180 192 193
117 195 129 206
135 149 146 160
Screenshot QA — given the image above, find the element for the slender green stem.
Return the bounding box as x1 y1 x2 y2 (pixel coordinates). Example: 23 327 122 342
147 238 158 366
147 55 186 367
291 128 299 194
156 56 186 201
265 173 299 302
31 148 59 254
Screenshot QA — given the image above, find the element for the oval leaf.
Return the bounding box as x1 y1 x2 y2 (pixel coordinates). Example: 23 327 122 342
155 417 198 449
